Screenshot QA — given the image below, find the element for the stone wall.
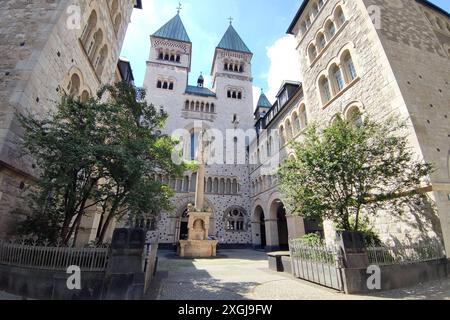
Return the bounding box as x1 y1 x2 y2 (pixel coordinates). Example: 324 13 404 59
360 0 450 253
0 0 138 239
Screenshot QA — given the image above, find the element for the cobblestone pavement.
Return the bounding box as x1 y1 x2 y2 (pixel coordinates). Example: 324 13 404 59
146 249 450 300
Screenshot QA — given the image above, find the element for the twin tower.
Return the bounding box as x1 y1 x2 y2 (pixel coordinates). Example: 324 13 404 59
142 13 257 246
143 12 256 138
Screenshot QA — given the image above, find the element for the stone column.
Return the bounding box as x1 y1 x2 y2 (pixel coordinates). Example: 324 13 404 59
264 219 279 251
251 221 261 247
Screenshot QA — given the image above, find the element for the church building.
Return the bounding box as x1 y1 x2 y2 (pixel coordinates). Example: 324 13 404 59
142 13 255 248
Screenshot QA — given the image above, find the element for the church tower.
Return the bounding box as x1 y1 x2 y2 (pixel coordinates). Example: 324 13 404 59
143 13 192 114
211 22 255 130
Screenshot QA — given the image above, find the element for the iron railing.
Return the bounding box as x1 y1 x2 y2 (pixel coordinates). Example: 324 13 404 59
0 240 109 272
367 242 445 266
289 240 341 266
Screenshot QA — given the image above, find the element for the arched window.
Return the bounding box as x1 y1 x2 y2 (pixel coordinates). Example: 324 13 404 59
226 179 232 194
176 55 181 62
81 11 97 47
164 53 169 60
185 100 190 110
325 20 336 40
224 207 247 231
239 64 244 72
308 44 318 62
211 103 215 113
279 125 286 146
168 82 174 90
319 75 332 104
299 104 308 129
317 32 326 51
219 178 225 194
205 103 210 113
190 130 199 161
207 178 213 193
224 63 228 70
157 80 162 89
346 106 363 127
95 45 108 77
162 82 168 89
285 119 293 140
331 64 344 93
195 101 200 111
292 112 300 133
227 90 231 98
213 178 219 194
111 0 119 15
87 29 103 60
68 73 81 96
114 13 122 34
237 92 242 100
311 2 319 18
81 90 90 103
342 51 357 82
300 22 307 35
232 91 237 99
170 54 175 62
158 51 163 60
335 7 346 27
183 176 189 192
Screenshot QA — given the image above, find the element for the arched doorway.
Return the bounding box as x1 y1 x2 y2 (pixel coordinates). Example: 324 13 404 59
254 206 266 249
179 209 189 240
270 200 288 250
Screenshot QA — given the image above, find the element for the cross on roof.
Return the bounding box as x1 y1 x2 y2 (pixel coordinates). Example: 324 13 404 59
228 17 234 25
177 2 182 14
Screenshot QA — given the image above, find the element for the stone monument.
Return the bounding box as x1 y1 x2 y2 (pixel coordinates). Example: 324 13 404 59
178 130 219 258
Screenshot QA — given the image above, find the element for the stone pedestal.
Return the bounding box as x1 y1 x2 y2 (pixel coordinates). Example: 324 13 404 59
177 210 218 258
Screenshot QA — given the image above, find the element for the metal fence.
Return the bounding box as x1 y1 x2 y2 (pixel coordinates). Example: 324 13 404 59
289 240 343 291
0 240 109 272
367 242 446 266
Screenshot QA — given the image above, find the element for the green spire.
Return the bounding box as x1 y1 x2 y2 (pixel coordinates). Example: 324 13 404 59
153 14 191 43
217 24 251 54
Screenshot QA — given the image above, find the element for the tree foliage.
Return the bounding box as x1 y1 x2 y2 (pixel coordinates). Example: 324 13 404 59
16 82 189 245
278 115 433 232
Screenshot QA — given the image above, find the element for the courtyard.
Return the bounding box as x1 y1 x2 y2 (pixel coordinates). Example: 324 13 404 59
145 249 450 300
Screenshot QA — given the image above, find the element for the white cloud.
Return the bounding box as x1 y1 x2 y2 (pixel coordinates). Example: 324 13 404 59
265 35 302 103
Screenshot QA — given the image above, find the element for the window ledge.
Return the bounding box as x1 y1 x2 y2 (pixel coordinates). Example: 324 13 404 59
309 20 349 68
322 76 360 109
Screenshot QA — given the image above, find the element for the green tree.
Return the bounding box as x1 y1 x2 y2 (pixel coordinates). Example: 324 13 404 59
278 115 433 232
17 82 189 245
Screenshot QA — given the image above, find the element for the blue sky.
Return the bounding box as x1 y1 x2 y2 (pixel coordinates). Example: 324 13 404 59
120 0 450 105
